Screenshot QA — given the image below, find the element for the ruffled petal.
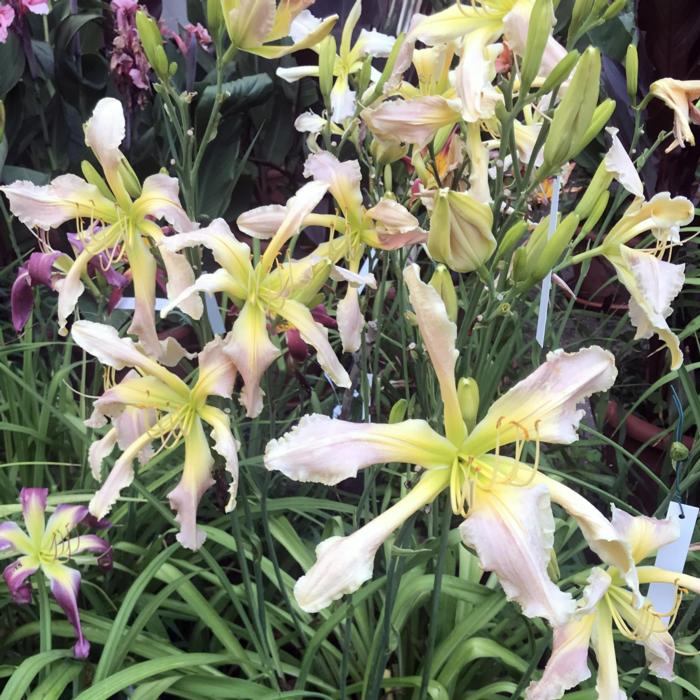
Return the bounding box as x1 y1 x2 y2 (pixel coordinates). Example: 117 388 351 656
459 482 576 626
454 28 502 122
264 414 455 484
336 285 363 353
610 506 680 564
160 247 203 320
403 263 465 444
294 469 449 612
167 417 214 550
603 128 644 199
465 346 617 454
195 336 238 400
43 562 90 658
200 405 240 512
303 151 363 219
161 269 244 319
3 555 39 604
224 301 281 418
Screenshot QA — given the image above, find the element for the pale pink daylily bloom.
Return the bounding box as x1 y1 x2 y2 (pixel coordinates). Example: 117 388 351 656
73 321 239 551
161 182 352 417
649 78 700 151
222 0 337 58
527 507 700 699
595 193 695 370
0 98 199 360
265 263 629 618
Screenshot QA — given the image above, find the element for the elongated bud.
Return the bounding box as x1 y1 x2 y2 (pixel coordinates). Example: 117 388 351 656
524 215 552 262
567 0 594 45
389 398 408 424
118 159 142 198
429 265 458 322
520 0 554 92
206 0 223 44
601 0 626 20
543 47 601 170
574 160 613 219
625 45 638 101
357 55 372 97
81 160 114 201
537 50 579 96
496 220 528 260
365 33 406 105
532 212 580 280
136 11 168 81
457 377 479 432
318 35 336 110
511 246 529 285
574 98 616 154
433 123 453 153
577 190 609 237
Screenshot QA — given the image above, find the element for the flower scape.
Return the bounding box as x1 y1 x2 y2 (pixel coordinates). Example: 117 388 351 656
0 0 698 698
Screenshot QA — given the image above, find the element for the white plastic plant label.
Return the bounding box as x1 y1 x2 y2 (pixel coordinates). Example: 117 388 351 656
535 175 561 348
647 501 699 624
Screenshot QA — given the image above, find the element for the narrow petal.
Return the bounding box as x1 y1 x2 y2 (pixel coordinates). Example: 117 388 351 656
43 562 90 658
525 616 594 700
11 268 34 333
0 522 33 554
160 247 203 320
276 65 321 83
194 336 238 400
161 219 252 290
264 414 455 484
248 15 337 58
161 269 244 319
200 405 240 512
610 506 680 564
303 151 363 220
125 235 160 358
591 606 626 700
464 346 617 455
275 298 350 389
60 534 113 569
403 263 465 444
42 505 88 551
3 555 39 603
224 302 280 418
115 405 157 464
604 128 644 199
21 487 47 543
294 469 449 612
460 483 576 626
167 417 214 550
337 285 363 353
237 204 287 239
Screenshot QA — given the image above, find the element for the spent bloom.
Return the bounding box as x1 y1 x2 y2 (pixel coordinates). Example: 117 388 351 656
0 488 111 658
162 181 351 417
0 98 201 361
73 321 239 550
265 263 634 618
526 508 700 699
649 78 700 152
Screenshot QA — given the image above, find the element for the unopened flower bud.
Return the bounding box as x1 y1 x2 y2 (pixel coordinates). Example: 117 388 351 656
429 265 458 322
537 50 579 95
575 160 613 219
625 44 638 101
318 35 336 110
81 160 114 200
574 98 616 154
577 190 609 237
520 0 554 92
117 158 142 198
136 11 169 81
389 398 408 424
457 377 479 432
531 212 580 280
496 220 528 260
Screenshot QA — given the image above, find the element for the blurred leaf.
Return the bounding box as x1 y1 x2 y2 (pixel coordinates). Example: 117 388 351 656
1 165 50 185
0 33 26 98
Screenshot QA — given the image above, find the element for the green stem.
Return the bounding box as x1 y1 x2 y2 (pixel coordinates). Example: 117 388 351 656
37 572 52 674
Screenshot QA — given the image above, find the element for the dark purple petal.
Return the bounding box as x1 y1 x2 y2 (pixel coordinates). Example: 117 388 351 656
47 564 90 659
311 304 337 329
62 534 113 570
3 556 38 603
10 267 33 332
26 251 62 287
286 328 309 362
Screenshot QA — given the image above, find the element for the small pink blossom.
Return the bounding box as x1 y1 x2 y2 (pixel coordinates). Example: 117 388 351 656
0 4 15 43
20 0 48 15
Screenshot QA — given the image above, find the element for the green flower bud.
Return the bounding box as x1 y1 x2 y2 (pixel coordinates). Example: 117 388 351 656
574 160 613 219
537 50 579 96
457 377 479 432
531 212 580 280
574 98 616 154
81 160 114 201
520 0 554 92
543 47 601 170
371 139 407 166
429 264 458 322
117 158 142 198
567 0 594 45
577 190 609 238
496 220 529 260
511 246 530 286
433 123 453 153
318 35 336 110
601 0 626 20
670 441 689 462
626 44 638 101
206 0 223 44
136 11 168 81
389 398 408 424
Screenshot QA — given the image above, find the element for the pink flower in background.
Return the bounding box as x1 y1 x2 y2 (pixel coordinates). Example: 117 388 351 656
0 488 111 658
0 4 15 42
19 0 48 15
162 21 211 55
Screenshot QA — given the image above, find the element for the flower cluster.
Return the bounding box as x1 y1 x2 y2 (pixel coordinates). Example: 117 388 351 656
1 0 697 692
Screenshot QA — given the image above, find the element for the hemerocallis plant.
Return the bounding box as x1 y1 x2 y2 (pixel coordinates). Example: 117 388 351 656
72 320 238 550
265 263 635 618
526 507 700 700
0 488 111 658
160 181 352 417
0 97 200 360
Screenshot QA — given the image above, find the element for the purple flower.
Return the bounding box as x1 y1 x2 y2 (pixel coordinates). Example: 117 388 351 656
0 488 112 658
11 251 61 332
0 4 15 43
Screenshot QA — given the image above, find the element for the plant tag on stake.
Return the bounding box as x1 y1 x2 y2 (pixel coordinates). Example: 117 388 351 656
535 174 561 348
647 501 699 624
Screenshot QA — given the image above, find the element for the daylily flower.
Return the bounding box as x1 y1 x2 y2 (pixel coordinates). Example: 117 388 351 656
0 488 111 658
585 193 695 370
160 181 351 417
221 0 337 59
73 320 239 550
0 4 15 42
0 98 200 361
277 0 394 122
526 507 700 700
265 263 634 618
649 78 700 152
